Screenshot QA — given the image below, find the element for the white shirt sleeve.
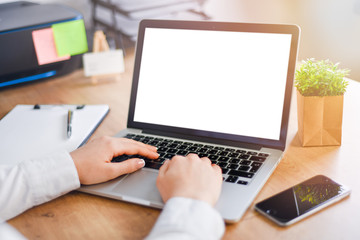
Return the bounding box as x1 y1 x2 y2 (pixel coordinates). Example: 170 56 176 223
146 197 225 240
0 152 225 239
0 218 27 240
0 151 80 221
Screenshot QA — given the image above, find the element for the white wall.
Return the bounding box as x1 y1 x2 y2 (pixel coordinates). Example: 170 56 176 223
204 0 360 81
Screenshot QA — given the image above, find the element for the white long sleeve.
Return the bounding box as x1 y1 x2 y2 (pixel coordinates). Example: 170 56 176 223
0 152 225 239
146 197 225 240
0 151 80 221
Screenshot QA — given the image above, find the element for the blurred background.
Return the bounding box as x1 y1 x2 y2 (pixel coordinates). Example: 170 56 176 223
3 0 360 81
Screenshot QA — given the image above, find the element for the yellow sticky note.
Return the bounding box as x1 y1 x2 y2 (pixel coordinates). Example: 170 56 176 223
32 28 70 65
52 19 88 56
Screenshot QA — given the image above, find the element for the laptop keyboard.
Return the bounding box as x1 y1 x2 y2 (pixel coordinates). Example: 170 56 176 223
111 134 270 185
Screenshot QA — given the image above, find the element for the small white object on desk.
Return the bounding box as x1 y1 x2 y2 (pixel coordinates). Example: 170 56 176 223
83 30 125 77
82 49 125 77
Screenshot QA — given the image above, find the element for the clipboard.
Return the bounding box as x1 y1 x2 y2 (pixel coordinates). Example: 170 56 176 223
0 104 109 166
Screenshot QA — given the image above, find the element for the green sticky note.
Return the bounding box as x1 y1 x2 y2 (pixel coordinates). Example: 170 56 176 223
52 19 88 56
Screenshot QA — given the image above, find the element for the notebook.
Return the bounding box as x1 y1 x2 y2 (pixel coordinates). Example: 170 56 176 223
80 20 300 223
0 104 109 166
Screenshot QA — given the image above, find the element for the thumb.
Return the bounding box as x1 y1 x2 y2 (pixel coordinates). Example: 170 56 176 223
108 158 145 179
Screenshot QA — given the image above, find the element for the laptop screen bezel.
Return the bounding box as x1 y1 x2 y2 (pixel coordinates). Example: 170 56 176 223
127 20 300 151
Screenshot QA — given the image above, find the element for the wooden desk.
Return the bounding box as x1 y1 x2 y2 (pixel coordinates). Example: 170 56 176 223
2 49 360 239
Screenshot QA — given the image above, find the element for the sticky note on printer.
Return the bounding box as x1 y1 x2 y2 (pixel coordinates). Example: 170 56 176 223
52 19 88 56
32 28 70 65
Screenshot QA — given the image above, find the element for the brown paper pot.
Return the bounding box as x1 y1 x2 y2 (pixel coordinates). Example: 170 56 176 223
297 91 344 146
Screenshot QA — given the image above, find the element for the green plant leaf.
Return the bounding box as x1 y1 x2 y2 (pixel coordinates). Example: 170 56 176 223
295 58 350 96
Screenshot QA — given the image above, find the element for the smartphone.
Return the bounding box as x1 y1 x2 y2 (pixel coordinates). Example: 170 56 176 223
254 175 351 226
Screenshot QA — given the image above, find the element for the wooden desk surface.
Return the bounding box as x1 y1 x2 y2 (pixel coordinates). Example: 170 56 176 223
2 49 360 239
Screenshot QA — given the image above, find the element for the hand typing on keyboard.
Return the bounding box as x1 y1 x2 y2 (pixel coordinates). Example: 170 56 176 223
114 134 270 186
156 154 222 207
71 136 159 185
71 135 222 206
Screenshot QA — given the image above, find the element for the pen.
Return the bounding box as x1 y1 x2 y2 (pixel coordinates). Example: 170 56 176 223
67 109 73 139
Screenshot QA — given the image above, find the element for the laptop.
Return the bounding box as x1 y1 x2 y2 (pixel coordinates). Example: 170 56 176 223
80 19 300 223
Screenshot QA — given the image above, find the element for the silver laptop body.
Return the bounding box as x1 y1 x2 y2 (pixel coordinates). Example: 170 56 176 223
80 19 300 223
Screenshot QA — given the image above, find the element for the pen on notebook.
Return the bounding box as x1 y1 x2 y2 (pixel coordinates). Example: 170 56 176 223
67 109 73 139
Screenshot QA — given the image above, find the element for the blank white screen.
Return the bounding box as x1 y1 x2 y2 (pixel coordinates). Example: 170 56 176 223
134 28 292 140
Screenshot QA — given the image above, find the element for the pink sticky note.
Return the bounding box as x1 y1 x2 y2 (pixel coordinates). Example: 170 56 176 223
32 28 70 65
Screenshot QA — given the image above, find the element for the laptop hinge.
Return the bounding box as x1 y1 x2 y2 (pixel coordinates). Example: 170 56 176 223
142 129 262 151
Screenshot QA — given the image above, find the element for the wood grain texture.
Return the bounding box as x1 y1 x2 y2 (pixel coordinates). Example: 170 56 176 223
2 49 360 239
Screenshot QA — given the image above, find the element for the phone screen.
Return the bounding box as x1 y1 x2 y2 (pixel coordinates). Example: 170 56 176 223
255 175 350 226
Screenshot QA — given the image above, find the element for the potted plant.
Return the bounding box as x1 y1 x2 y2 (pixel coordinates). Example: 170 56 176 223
295 58 350 146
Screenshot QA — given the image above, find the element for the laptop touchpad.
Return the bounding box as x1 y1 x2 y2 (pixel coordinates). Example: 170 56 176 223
111 169 163 205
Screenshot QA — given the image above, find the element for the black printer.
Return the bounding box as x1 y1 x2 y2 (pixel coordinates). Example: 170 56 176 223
0 1 84 88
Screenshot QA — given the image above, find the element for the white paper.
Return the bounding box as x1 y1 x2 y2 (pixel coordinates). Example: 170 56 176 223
83 49 125 77
0 104 109 166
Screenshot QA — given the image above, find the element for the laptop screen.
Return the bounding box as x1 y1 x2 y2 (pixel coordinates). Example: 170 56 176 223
129 20 300 150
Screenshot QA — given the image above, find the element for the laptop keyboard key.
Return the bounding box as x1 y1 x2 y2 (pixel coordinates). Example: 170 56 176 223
237 180 248 185
148 140 160 146
159 142 169 147
198 153 209 158
238 165 251 171
198 148 208 153
230 158 240 164
225 148 235 152
228 170 254 178
218 157 229 162
240 160 251 165
215 146 224 150
249 166 260 173
208 149 219 155
144 162 162 169
226 176 239 183
157 147 168 152
219 151 229 156
187 146 198 151
250 156 266 162
209 155 219 161
168 143 179 148
167 148 178 154
239 154 250 160
228 153 239 158
177 150 188 156
252 162 262 167
218 162 228 168
193 143 204 147
236 149 247 153
228 164 239 170
164 153 175 159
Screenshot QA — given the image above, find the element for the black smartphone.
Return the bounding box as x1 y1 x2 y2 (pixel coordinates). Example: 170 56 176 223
254 175 351 226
